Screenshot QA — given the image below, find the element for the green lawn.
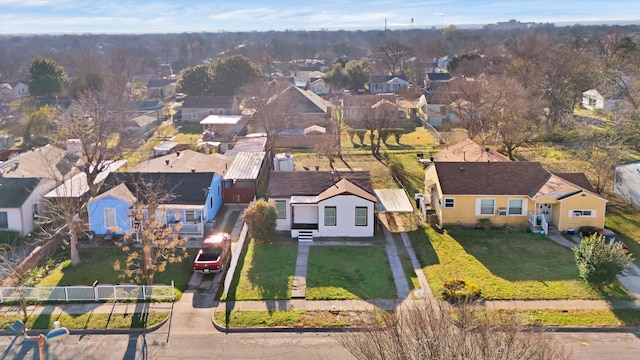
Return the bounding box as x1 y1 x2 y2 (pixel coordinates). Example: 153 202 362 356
37 248 196 300
0 312 168 330
215 310 370 328
605 201 640 268
510 308 640 327
306 246 397 300
409 226 630 300
224 237 297 301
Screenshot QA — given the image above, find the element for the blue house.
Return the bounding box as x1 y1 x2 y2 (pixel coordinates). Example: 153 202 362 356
88 172 223 237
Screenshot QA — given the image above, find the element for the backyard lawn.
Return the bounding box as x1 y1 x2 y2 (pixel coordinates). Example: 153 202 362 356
36 248 196 300
223 237 297 301
306 246 396 300
605 200 640 268
410 226 631 300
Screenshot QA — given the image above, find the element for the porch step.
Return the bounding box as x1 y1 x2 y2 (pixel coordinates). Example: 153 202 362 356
297 230 314 242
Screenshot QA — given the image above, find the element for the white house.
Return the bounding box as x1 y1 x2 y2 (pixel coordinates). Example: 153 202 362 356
267 170 376 241
0 177 48 236
581 88 621 112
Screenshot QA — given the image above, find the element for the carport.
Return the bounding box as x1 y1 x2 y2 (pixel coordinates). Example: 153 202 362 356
374 189 416 232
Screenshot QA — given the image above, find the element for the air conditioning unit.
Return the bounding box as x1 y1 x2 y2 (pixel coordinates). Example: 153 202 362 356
497 208 507 216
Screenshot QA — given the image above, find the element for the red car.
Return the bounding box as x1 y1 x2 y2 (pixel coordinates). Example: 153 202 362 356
193 232 231 273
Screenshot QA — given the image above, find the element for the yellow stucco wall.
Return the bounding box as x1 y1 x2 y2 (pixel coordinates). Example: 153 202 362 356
556 193 606 231
439 195 531 227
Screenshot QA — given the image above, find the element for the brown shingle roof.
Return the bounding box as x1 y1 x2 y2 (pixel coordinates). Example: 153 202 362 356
555 173 596 193
268 170 373 198
342 94 396 107
316 178 377 203
435 161 550 195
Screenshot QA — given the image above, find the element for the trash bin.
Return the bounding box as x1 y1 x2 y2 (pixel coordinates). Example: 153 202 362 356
567 228 575 235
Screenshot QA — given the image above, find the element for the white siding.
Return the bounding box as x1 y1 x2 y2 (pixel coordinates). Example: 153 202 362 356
317 195 374 237
0 208 22 233
273 198 291 231
294 205 318 224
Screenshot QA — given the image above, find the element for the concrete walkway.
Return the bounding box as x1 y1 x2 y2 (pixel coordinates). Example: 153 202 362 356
6 221 640 332
383 228 410 299
291 243 310 299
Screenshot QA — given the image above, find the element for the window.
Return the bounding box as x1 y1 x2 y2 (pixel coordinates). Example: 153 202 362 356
0 211 8 229
191 113 199 120
508 199 523 215
218 109 224 115
185 210 195 222
355 207 367 226
571 210 595 217
444 198 455 208
208 110 214 115
104 208 116 229
479 199 495 215
275 201 286 219
324 207 336 226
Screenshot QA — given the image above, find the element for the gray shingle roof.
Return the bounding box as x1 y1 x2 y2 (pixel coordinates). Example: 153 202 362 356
182 96 235 108
268 170 373 198
99 172 219 204
0 177 40 207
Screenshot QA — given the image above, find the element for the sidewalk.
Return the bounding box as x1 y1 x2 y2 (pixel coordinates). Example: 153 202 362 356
4 223 640 333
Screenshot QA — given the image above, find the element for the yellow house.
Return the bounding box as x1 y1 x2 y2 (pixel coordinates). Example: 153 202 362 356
424 161 607 232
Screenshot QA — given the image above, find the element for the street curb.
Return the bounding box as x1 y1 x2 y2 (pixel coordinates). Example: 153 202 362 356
209 305 640 334
0 312 170 336
210 305 360 333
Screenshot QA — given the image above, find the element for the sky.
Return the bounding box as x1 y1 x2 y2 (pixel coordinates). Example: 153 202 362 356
0 0 638 34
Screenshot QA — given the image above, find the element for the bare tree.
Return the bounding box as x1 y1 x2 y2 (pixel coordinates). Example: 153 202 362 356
241 81 305 154
487 76 543 160
447 74 492 141
40 87 135 266
114 178 187 286
340 300 572 360
375 42 413 75
0 244 34 322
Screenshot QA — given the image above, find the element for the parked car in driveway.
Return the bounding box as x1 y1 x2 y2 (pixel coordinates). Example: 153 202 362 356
578 226 629 252
193 232 231 273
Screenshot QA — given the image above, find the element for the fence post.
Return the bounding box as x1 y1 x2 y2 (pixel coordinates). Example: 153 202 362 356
0 287 3 303
172 280 175 301
113 285 117 302
142 285 146 300
65 287 69 302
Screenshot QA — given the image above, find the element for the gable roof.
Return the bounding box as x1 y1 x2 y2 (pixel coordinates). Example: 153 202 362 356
555 173 596 193
434 161 551 196
0 177 40 208
316 178 377 203
269 85 331 114
433 161 601 199
370 75 409 84
91 182 137 204
433 138 510 162
342 94 396 108
0 145 82 180
132 150 234 174
268 170 373 198
147 79 176 88
99 172 219 205
182 96 236 109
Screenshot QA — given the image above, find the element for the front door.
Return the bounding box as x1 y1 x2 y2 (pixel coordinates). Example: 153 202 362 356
539 203 552 223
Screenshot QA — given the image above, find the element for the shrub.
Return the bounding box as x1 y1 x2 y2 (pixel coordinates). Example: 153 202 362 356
477 218 492 231
573 234 633 290
242 199 277 243
440 278 482 303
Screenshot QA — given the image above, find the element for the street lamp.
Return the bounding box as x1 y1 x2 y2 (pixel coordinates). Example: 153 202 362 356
9 320 70 359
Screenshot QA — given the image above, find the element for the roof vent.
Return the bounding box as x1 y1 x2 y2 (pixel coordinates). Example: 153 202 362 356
191 168 196 172
165 160 170 165
485 147 490 152
460 167 464 172
176 151 180 157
